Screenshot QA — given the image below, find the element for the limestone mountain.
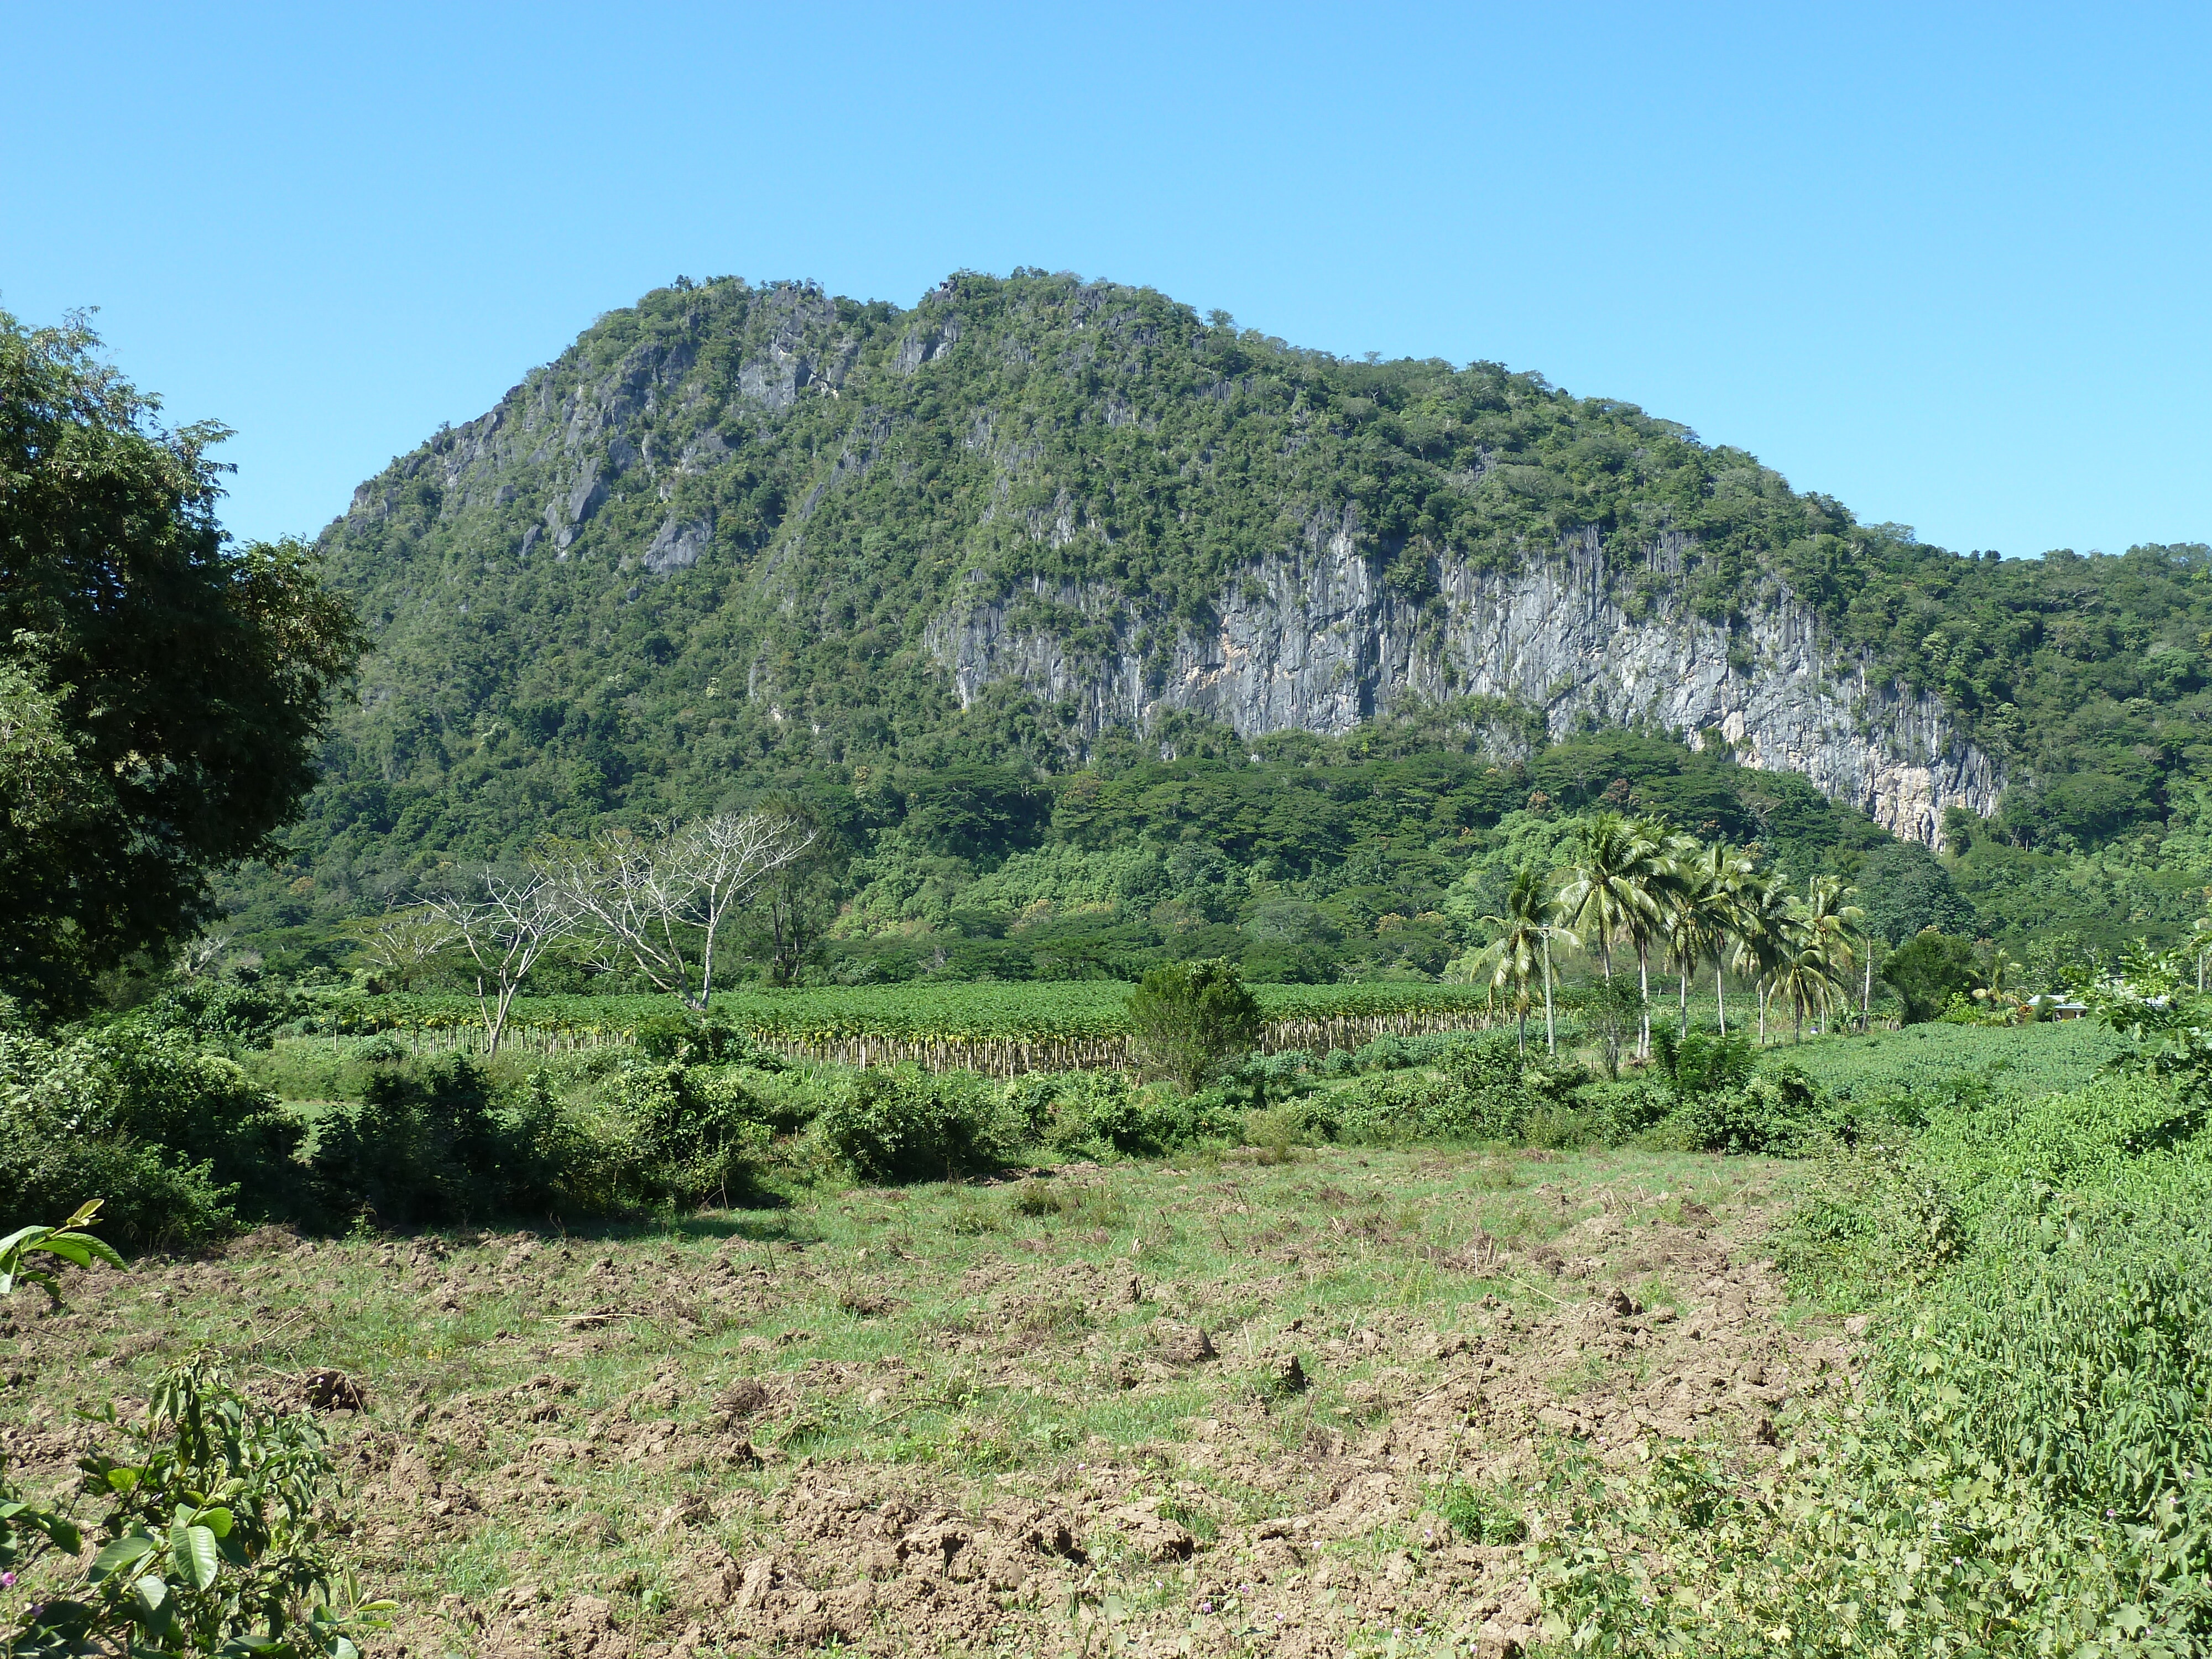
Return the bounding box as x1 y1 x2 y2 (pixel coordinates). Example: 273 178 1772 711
309 269 2208 872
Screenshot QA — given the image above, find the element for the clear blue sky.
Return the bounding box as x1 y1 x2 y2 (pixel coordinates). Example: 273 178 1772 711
6 2 2207 559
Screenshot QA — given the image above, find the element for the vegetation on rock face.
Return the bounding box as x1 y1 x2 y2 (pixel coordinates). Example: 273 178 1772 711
181 268 2202 977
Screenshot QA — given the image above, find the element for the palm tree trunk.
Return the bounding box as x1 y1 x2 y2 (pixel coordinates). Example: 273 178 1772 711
1678 966 1691 1036
1542 933 1556 1055
1637 945 1651 1058
1757 984 1767 1046
1714 963 1727 1036
1861 951 1874 1032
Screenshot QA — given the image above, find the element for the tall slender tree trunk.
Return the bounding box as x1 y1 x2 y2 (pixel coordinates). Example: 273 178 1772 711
1542 934 1556 1055
1714 964 1727 1036
1678 967 1691 1036
1757 984 1768 1046
1861 951 1874 1032
1637 945 1651 1058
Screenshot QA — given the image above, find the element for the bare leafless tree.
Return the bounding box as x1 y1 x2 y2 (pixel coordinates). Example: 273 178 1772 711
420 869 577 1050
173 932 234 981
544 811 815 1008
340 906 456 992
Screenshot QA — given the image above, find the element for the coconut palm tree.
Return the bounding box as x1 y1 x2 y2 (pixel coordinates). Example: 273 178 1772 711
1463 866 1579 1052
1795 875 1867 1035
1558 813 1673 1054
1621 818 1691 1057
1728 870 1793 1045
1666 839 1754 1037
1467 867 1544 1052
1769 912 1841 1043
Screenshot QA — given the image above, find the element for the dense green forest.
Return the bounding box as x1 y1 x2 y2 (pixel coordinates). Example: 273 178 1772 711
213 268 2211 987
90 267 2168 985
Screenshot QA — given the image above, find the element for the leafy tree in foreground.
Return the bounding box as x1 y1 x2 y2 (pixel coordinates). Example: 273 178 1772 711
0 310 364 1019
1125 958 1263 1093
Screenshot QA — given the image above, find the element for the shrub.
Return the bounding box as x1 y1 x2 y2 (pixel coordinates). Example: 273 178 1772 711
630 1011 756 1065
1025 1070 1241 1158
1881 930 1983 1024
812 1067 1021 1183
1125 959 1262 1093
309 1055 554 1226
1576 1078 1672 1144
1658 1066 1825 1155
1335 1037 1552 1145
127 980 304 1050
0 1029 306 1248
13 1355 389 1657
1650 1024 1753 1098
598 1061 770 1207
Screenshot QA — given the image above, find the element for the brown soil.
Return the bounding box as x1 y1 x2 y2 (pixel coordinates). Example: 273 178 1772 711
0 1154 1855 1656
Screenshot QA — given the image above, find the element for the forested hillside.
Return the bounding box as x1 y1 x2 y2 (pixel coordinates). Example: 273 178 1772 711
228 269 2211 972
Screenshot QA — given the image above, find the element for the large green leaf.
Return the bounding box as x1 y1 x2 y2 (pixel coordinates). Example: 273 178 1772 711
173 1522 222 1591
89 1532 157 1581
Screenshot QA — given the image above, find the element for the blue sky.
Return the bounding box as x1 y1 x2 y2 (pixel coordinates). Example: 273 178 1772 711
6 2 2207 557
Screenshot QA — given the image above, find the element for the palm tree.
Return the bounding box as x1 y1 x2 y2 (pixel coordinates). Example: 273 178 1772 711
1558 813 1672 1055
1769 912 1840 1043
1468 867 1543 1051
1795 875 1866 1035
1465 867 1579 1052
1728 870 1792 1045
1667 839 1754 1037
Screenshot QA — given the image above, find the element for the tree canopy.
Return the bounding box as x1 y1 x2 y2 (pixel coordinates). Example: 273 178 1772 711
1 311 364 1015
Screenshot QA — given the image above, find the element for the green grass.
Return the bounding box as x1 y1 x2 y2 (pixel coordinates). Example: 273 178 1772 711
1768 1017 2133 1100
16 1144 1798 1652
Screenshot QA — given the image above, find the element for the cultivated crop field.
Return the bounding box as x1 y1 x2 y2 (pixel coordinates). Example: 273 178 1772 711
4 1146 1827 1657
320 984 1514 1076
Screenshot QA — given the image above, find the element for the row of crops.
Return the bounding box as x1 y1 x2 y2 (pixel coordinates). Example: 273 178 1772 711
317 983 1511 1076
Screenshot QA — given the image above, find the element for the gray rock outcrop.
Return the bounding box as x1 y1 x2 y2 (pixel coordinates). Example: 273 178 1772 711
927 526 2000 845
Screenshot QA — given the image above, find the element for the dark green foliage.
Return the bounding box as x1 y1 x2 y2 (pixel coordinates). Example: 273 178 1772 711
0 1029 307 1247
1650 1025 1754 1098
1 311 364 1020
630 1011 755 1065
307 1056 548 1226
1660 1067 1824 1155
598 1061 771 1207
1335 1035 1554 1144
1028 1069 1243 1158
1125 959 1262 1092
1881 931 1985 1023
1577 1079 1674 1144
812 1067 1019 1183
1853 841 1978 945
128 980 304 1050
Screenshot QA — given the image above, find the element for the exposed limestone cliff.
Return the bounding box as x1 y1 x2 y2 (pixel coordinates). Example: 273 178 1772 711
928 525 2001 846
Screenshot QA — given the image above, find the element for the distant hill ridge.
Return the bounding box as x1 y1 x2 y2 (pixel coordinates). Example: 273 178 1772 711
312 269 2210 861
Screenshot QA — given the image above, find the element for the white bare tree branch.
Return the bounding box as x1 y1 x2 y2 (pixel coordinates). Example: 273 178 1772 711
420 869 577 1050
542 811 816 1008
341 906 457 990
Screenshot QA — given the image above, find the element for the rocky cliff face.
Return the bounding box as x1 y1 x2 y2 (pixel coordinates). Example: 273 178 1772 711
928 522 2001 846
